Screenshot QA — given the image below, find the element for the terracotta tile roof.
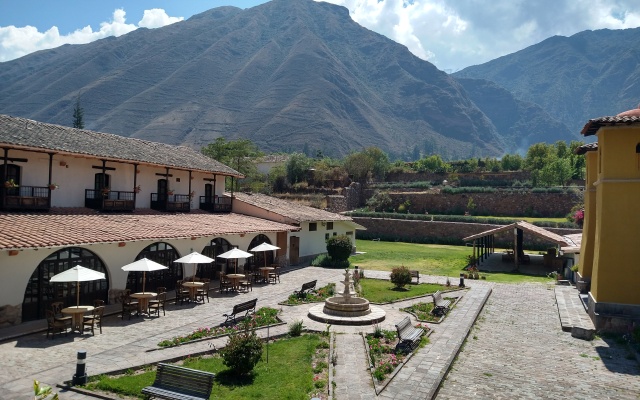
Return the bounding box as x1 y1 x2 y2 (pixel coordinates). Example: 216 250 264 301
462 221 571 246
0 208 298 250
581 115 640 136
561 233 582 253
0 114 242 177
234 192 353 223
574 142 598 155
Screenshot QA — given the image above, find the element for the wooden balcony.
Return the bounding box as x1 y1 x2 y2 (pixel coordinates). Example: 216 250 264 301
85 189 135 212
151 193 190 212
0 186 51 211
199 196 232 213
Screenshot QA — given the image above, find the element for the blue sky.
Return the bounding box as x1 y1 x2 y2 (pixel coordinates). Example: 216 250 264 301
1 0 640 72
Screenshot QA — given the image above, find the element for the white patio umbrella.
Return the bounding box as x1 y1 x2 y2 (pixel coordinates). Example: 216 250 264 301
50 265 106 307
218 248 253 274
174 251 215 282
121 258 168 293
249 242 281 269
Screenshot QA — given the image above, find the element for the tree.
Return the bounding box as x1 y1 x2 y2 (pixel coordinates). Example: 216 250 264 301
201 138 263 191
72 98 84 129
500 154 523 171
363 147 390 181
343 151 373 183
538 157 572 186
326 235 353 261
286 153 313 184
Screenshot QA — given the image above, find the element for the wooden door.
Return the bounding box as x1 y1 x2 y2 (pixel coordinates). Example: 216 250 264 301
290 236 299 265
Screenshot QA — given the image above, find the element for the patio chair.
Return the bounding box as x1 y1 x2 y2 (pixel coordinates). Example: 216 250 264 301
148 292 167 317
174 282 188 305
93 299 105 308
219 273 232 293
51 301 72 324
156 286 166 295
83 306 104 335
46 309 69 339
268 265 281 284
239 274 253 292
196 282 210 303
121 294 139 320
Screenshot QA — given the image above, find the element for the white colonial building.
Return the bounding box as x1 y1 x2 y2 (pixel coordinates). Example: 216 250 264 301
0 115 362 327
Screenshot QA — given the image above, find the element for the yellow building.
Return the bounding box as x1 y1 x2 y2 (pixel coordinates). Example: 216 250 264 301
578 106 640 331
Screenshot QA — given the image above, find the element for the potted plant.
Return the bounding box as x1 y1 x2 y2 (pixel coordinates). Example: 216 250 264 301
48 183 59 190
101 187 110 196
167 189 174 196
4 179 18 188
133 185 141 194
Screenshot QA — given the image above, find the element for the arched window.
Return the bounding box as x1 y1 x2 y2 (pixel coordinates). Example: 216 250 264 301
127 242 181 292
22 247 108 322
247 234 275 270
200 238 232 279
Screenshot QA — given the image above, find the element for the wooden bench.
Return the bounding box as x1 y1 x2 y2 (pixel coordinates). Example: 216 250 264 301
293 280 317 297
223 298 257 324
432 290 452 315
410 270 420 284
141 363 215 400
395 316 424 352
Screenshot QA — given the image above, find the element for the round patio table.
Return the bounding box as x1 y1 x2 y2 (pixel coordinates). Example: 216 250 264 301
62 306 94 332
259 267 274 283
130 292 157 314
226 274 245 291
181 282 204 301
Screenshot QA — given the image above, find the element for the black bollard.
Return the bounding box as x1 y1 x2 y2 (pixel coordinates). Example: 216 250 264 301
72 350 88 386
459 273 465 288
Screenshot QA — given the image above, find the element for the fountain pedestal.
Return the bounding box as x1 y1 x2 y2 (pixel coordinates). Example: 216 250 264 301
308 269 385 325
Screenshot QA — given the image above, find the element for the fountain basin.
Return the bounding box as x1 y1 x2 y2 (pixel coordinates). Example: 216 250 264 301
323 296 371 317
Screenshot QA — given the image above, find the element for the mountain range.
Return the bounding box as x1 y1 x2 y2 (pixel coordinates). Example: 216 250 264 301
2 0 630 159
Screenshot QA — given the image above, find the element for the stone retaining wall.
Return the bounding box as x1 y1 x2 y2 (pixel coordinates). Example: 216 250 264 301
362 191 581 218
353 217 581 248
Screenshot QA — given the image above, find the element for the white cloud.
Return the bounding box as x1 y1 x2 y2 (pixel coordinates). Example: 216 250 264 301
139 9 184 29
0 8 182 62
320 0 640 72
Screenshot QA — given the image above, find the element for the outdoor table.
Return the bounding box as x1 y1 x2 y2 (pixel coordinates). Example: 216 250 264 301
259 267 274 283
130 292 157 314
182 281 204 301
62 305 94 332
226 274 245 291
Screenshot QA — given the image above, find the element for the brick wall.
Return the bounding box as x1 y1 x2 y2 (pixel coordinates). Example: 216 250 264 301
353 217 581 248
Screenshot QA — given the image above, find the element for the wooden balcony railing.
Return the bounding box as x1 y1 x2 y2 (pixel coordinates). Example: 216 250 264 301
85 189 135 212
199 196 232 213
150 193 190 212
0 186 51 211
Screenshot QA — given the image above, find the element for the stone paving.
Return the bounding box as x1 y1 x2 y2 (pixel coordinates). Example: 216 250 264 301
1 267 637 400
435 282 640 400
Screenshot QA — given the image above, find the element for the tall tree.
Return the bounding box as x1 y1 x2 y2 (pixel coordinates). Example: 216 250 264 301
201 138 263 191
72 98 84 129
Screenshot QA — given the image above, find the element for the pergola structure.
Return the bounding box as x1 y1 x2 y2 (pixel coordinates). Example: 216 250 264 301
462 221 570 267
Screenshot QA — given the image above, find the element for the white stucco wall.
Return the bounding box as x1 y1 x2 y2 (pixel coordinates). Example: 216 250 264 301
0 232 279 311
5 150 227 209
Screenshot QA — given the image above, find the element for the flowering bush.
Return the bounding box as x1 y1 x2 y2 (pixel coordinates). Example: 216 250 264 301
220 317 263 375
366 333 405 382
573 209 584 226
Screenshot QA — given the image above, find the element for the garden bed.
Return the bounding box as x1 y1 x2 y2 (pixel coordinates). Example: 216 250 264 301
400 295 462 324
363 325 432 395
75 333 330 400
155 307 284 349
279 283 336 306
358 278 464 304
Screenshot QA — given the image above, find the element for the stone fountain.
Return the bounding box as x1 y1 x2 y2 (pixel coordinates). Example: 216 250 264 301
308 269 385 325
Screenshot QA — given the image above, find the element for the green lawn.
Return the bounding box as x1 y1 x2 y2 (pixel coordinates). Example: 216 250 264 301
85 335 322 399
475 215 568 223
358 278 448 303
352 240 552 284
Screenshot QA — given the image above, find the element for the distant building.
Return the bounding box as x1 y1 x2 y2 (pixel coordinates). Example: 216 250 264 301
255 154 289 175
576 106 640 331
